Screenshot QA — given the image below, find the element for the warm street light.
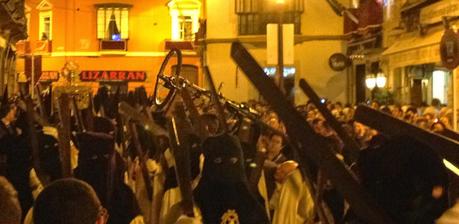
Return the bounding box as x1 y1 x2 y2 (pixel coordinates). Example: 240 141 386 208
376 71 387 88
365 74 376 89
275 0 285 4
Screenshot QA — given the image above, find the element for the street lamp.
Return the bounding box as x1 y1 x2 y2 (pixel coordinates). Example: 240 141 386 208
365 73 376 89
375 71 387 88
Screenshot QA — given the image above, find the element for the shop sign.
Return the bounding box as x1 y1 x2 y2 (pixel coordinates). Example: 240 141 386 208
328 53 350 71
39 71 59 82
420 0 459 25
440 29 459 70
79 71 147 82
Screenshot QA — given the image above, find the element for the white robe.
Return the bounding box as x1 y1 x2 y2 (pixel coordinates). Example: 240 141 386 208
270 169 315 224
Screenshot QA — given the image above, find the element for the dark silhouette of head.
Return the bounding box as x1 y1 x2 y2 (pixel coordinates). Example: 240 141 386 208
33 178 104 224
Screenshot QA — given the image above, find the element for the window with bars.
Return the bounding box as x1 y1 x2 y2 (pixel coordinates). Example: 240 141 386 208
37 0 53 40
235 0 304 35
179 16 194 40
168 0 201 41
96 4 132 40
39 11 52 40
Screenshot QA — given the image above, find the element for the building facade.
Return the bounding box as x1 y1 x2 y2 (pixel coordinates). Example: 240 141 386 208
12 0 354 105
16 0 202 95
381 0 459 129
344 0 384 104
203 0 349 104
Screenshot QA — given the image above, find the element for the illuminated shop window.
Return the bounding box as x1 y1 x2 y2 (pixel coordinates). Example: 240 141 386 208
432 70 448 104
96 4 132 40
168 0 201 41
37 0 53 40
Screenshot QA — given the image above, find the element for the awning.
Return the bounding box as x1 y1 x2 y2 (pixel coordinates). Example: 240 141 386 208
382 29 443 68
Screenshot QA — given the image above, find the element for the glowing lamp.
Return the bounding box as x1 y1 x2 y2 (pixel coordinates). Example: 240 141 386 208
376 72 387 88
365 74 376 89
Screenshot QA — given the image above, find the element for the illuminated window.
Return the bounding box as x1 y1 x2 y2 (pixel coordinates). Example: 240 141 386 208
432 70 448 104
168 0 201 41
179 16 194 40
95 4 132 40
37 0 53 40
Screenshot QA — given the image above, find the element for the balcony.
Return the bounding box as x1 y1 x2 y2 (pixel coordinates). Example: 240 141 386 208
99 39 127 52
15 40 30 55
165 40 194 50
34 40 52 54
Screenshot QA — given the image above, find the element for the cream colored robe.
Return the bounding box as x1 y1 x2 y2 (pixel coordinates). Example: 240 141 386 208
270 169 315 224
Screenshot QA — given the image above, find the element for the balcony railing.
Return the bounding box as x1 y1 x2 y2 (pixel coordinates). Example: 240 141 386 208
99 39 128 51
165 40 194 50
34 40 52 53
15 40 31 55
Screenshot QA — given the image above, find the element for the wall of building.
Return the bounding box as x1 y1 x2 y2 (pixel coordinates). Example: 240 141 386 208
205 0 252 101
26 0 171 53
205 0 347 104
20 0 198 95
294 0 346 105
20 0 347 101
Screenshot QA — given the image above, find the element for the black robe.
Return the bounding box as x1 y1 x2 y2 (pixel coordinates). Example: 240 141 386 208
194 134 270 224
0 121 33 218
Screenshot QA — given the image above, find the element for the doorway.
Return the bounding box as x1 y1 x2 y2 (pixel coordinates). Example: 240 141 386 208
410 79 423 106
355 64 366 103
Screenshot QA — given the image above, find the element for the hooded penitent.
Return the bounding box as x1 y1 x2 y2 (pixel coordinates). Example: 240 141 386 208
74 131 141 224
194 133 269 224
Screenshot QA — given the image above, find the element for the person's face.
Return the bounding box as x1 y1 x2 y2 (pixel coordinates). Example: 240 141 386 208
371 102 379 109
315 120 333 137
335 104 343 111
424 114 434 121
404 113 413 122
417 121 428 129
440 117 451 127
353 122 366 138
268 135 283 156
204 119 219 135
392 109 402 118
307 111 315 120
431 123 445 133
313 120 323 133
